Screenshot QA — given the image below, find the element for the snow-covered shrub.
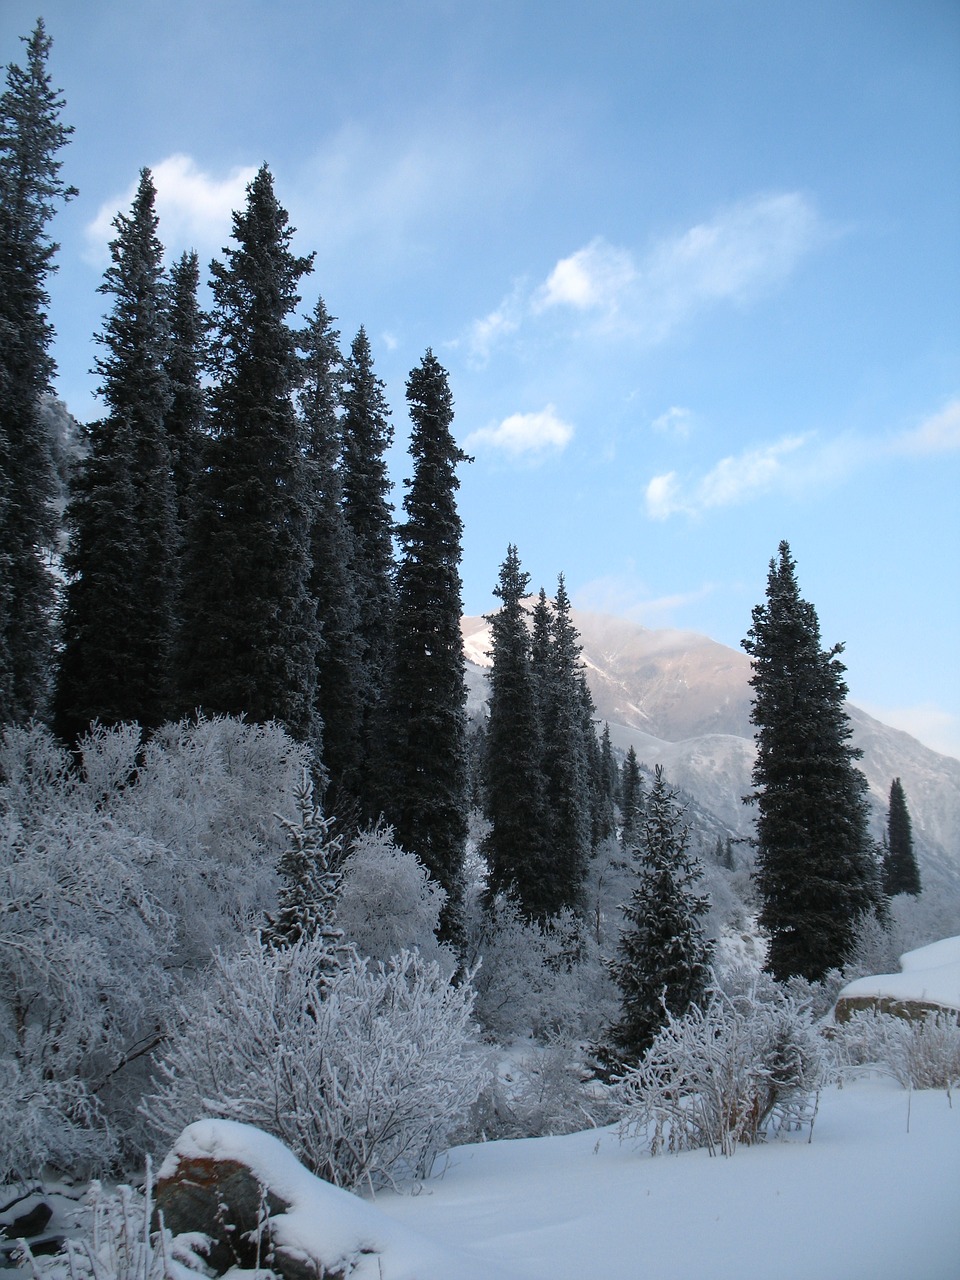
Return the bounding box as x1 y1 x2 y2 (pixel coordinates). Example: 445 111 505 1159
830 1008 960 1091
466 1036 616 1141
617 985 826 1157
337 824 454 974
0 1062 112 1185
143 937 490 1191
463 893 616 1042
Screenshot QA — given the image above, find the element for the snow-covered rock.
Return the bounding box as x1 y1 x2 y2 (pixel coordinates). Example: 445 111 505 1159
835 935 960 1020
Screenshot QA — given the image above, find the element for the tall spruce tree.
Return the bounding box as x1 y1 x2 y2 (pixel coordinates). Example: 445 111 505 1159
178 166 320 748
603 764 712 1067
883 777 921 897
387 350 469 942
538 575 593 912
620 745 644 850
0 21 74 724
340 326 395 816
298 297 362 805
743 541 883 981
56 169 177 738
163 250 208 534
482 544 549 916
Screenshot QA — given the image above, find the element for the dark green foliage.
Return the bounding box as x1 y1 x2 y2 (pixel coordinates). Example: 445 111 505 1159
604 764 712 1066
56 169 177 738
883 777 921 897
163 250 208 532
0 21 74 723
299 298 362 805
743 541 884 982
387 351 469 942
178 166 320 748
340 327 395 816
538 576 593 911
262 773 351 983
482 545 549 916
620 746 644 851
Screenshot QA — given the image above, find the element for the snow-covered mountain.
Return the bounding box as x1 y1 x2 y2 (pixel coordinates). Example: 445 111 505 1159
462 607 960 890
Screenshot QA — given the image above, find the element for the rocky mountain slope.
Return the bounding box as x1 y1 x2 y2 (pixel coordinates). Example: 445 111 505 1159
462 607 960 892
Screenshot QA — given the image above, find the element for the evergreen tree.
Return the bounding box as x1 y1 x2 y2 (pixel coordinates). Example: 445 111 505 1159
0 21 74 724
178 166 320 747
539 575 593 911
620 746 644 850
482 544 549 916
299 297 362 805
340 327 395 816
604 764 712 1067
56 169 177 738
883 777 921 897
743 541 883 981
163 249 208 533
387 350 469 943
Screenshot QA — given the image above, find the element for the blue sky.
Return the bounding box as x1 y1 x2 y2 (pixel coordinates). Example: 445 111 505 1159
5 1 960 756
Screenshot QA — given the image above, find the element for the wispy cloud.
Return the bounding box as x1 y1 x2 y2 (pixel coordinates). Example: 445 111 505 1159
645 435 810 519
890 398 960 456
465 405 574 460
575 573 715 626
85 154 258 264
467 191 827 358
651 406 694 438
855 700 960 761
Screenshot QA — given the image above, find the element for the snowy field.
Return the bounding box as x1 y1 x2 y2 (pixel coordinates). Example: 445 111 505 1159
373 1077 959 1280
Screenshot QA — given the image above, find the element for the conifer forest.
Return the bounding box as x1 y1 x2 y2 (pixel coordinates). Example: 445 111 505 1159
0 22 957 1279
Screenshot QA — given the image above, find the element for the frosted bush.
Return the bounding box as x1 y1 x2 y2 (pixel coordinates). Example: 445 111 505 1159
463 893 616 1042
617 985 826 1157
337 824 455 974
143 937 490 1191
0 1060 113 1184
830 1007 960 1091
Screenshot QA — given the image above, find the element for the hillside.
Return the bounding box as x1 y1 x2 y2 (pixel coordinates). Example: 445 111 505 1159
462 607 960 891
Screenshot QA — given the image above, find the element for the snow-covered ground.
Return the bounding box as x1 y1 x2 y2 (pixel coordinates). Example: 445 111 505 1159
375 1078 959 1279
159 1076 960 1280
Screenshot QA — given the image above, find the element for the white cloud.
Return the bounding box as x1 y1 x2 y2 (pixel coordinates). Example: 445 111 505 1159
645 434 810 520
85 155 258 264
651 406 694 438
466 283 526 364
892 398 960 456
575 573 715 625
467 190 826 356
533 237 636 313
465 405 574 459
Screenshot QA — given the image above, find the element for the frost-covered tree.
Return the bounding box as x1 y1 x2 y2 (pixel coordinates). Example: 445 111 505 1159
743 542 883 981
143 938 489 1191
261 772 351 980
0 20 74 725
603 764 712 1067
882 777 921 897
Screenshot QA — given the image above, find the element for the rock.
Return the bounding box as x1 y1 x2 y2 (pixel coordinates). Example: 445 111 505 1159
8 1202 53 1239
154 1152 346 1280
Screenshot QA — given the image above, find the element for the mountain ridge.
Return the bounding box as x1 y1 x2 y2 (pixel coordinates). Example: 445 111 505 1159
461 606 960 891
